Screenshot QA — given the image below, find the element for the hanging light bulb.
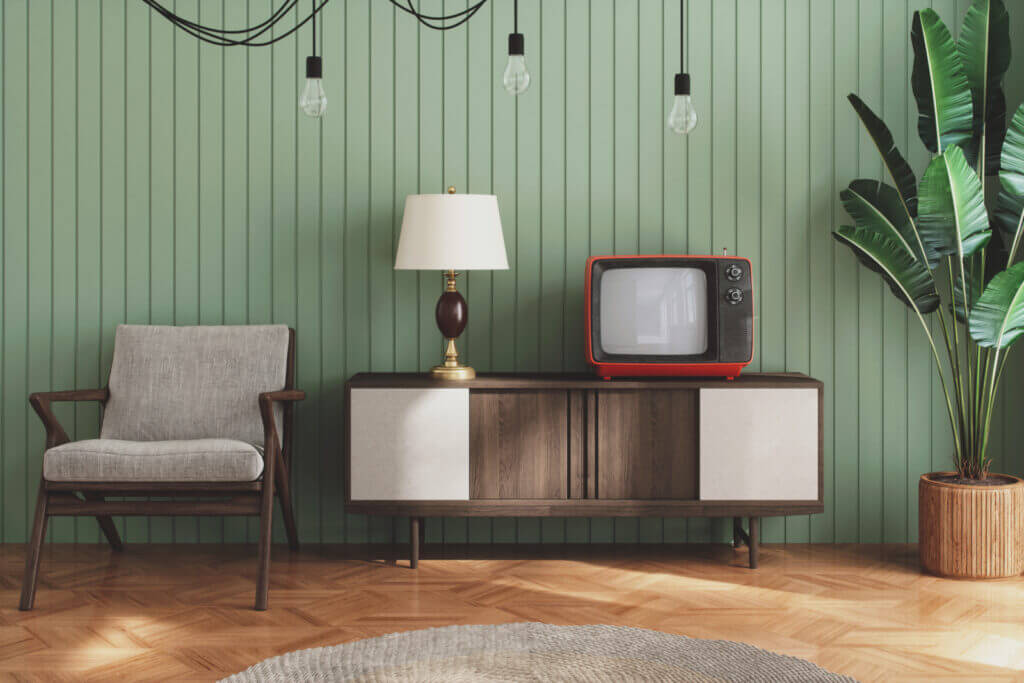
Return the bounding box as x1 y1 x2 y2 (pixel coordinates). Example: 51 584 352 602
503 32 530 95
668 73 697 134
300 56 327 118
668 0 696 134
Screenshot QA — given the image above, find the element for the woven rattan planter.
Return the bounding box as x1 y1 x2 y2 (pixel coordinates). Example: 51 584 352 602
919 472 1024 578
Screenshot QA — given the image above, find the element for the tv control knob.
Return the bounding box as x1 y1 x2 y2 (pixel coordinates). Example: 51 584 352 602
725 287 743 305
725 264 743 282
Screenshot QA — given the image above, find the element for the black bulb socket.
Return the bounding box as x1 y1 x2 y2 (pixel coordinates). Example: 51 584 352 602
508 32 525 56
674 73 691 96
306 56 323 79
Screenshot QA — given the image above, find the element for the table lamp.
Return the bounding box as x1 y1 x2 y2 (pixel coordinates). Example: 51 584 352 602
395 187 509 380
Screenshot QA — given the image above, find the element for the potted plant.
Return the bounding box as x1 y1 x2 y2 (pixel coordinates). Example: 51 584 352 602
835 0 1024 578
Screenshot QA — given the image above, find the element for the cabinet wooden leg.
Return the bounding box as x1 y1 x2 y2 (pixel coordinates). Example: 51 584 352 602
732 517 742 548
410 517 420 569
748 517 760 569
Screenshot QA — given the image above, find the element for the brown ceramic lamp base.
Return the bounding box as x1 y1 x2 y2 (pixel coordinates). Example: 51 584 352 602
432 270 474 380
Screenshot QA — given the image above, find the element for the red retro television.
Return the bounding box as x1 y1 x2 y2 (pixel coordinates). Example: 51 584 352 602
585 255 754 379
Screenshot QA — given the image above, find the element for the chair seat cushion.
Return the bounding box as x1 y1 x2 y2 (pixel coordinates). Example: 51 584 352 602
43 439 264 482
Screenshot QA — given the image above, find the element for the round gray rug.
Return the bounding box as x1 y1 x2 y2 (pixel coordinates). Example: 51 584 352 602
222 623 855 682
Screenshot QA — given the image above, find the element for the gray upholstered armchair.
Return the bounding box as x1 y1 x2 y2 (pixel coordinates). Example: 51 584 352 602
20 325 304 611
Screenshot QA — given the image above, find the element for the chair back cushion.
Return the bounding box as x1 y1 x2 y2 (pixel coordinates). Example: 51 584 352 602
101 325 290 445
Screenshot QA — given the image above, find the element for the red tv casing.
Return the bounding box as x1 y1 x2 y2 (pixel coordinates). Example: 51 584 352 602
584 254 754 379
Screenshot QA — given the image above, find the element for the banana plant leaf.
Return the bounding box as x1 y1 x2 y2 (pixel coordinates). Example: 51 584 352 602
957 0 1011 175
833 226 941 313
840 179 932 268
995 104 1024 263
847 95 918 219
918 145 992 263
969 261 1024 349
912 9 975 156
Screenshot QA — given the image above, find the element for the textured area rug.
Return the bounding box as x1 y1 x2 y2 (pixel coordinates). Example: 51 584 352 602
222 622 856 682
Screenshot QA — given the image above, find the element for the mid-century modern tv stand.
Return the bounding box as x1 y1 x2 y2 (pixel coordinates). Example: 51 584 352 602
345 373 823 569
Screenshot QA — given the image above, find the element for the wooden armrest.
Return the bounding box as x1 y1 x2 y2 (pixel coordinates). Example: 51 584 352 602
29 388 109 449
259 390 305 403
258 390 305 458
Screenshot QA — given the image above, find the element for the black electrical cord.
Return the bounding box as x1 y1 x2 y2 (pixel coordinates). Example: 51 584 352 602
149 0 296 35
144 0 293 46
680 0 685 71
514 0 518 34
147 0 492 48
143 0 329 47
388 0 490 31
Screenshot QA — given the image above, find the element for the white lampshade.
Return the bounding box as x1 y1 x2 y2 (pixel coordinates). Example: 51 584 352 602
394 194 509 271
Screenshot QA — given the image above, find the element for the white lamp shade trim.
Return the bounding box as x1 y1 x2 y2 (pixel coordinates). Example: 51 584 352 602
394 194 509 271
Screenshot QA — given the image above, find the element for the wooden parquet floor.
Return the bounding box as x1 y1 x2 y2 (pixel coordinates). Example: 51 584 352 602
0 543 1020 682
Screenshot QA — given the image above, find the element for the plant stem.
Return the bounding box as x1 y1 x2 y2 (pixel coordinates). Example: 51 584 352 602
942 262 969 463
980 350 1010 468
932 312 964 464
953 257 977 465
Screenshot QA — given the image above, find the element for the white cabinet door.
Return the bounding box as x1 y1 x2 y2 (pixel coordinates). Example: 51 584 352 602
350 388 470 501
699 388 818 501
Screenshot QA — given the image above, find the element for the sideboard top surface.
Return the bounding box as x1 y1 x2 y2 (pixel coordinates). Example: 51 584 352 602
347 372 823 391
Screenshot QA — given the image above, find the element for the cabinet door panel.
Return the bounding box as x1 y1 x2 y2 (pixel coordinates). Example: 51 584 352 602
470 391 568 499
596 390 698 500
350 388 469 501
699 388 819 500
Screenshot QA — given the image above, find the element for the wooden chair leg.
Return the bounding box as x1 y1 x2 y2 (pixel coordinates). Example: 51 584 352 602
274 457 299 552
83 494 123 551
254 455 276 611
20 483 49 611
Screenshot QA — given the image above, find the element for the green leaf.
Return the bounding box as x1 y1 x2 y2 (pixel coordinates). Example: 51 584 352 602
847 95 918 219
840 179 933 268
957 0 1011 174
918 145 992 263
833 226 941 313
995 104 1024 263
911 9 975 155
968 261 1024 349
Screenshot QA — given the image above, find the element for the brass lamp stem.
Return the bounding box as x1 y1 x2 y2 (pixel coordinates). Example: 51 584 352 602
431 269 475 380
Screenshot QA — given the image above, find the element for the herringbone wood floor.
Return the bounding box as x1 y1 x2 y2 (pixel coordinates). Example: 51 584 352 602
0 543 1021 681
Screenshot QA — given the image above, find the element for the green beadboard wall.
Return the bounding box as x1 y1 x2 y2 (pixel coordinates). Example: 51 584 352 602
3 0 1024 546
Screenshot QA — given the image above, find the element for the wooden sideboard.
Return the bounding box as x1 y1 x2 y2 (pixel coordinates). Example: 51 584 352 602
345 372 824 568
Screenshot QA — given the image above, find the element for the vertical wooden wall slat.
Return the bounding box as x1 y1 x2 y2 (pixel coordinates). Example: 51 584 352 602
757 0 786 544
197 0 226 543
48 0 79 544
857 0 885 544
612 0 640 545
3 0 29 543
783 0 811 543
881 0 910 544
75 0 102 544
587 0 615 545
100 0 128 541
808 0 836 543
636 0 664 545
26 0 54 545
344 0 371 545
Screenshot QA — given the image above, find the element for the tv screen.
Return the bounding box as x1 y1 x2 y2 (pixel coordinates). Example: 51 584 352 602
599 267 709 356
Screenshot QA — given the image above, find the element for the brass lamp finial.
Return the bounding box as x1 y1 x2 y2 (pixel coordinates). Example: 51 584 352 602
447 185 457 194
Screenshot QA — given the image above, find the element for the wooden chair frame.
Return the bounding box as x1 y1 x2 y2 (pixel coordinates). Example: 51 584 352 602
19 328 304 611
